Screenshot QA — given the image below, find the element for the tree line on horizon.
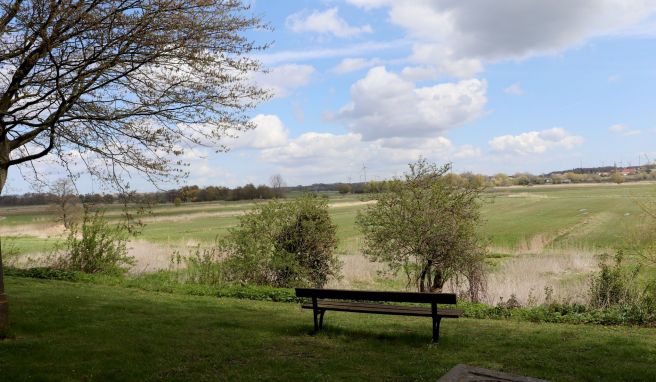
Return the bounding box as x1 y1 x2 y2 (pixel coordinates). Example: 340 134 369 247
2 164 656 208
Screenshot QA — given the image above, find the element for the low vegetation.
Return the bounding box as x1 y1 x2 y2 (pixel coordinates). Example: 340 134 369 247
52 207 136 275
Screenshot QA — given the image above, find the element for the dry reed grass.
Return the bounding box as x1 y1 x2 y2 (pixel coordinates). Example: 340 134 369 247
479 249 600 305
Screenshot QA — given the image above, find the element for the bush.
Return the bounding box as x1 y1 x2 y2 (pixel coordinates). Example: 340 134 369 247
223 194 340 288
4 267 91 282
54 207 135 275
589 251 640 309
170 244 225 286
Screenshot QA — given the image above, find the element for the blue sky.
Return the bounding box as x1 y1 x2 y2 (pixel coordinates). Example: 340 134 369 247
7 0 656 193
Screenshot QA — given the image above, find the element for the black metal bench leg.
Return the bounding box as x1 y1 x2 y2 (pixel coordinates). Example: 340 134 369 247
319 309 326 329
312 297 319 333
432 316 442 343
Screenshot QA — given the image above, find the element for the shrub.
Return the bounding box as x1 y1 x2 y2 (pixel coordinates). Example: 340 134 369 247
589 251 640 309
54 207 135 275
4 267 91 282
223 194 340 288
171 244 225 286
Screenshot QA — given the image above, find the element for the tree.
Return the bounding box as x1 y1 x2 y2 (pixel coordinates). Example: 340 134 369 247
269 174 286 198
356 159 487 300
336 183 351 194
492 173 510 187
0 0 268 337
611 171 625 184
49 178 81 228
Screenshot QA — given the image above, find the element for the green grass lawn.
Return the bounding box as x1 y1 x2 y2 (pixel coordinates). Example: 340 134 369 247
1 277 655 381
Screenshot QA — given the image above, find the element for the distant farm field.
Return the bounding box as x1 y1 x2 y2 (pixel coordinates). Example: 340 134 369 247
2 183 655 303
3 184 655 250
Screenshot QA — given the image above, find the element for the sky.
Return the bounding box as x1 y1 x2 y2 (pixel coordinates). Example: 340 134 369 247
7 0 656 193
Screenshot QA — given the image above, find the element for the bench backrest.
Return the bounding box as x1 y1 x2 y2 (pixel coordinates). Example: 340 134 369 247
295 288 457 305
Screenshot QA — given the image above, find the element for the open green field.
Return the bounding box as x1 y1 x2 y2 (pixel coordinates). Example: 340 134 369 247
3 183 655 254
1 276 655 381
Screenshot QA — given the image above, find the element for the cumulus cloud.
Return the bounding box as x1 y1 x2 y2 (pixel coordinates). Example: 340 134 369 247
331 57 382 74
504 83 525 96
286 7 372 38
228 114 289 150
609 123 641 136
336 66 487 140
261 131 481 180
251 64 315 99
348 0 656 77
489 128 584 155
262 132 363 165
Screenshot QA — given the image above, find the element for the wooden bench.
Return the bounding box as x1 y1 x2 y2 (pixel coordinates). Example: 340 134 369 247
295 288 463 342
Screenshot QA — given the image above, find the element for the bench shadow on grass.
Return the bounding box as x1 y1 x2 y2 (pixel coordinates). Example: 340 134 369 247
302 324 435 345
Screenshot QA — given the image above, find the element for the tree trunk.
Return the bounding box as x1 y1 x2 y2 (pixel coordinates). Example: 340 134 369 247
418 264 428 292
0 164 8 338
431 269 444 293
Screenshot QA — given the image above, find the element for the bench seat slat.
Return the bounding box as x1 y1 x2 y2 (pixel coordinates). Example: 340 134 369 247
311 300 463 316
301 301 463 318
295 288 456 304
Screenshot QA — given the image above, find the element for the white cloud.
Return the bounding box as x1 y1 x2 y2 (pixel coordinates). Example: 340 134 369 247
261 131 481 180
607 74 621 83
348 0 656 77
504 83 525 96
489 128 584 155
331 57 382 74
336 66 487 140
262 132 363 165
454 144 482 159
251 64 315 99
609 123 641 136
286 7 372 38
229 114 289 150
609 123 628 133
403 45 484 79
255 40 408 65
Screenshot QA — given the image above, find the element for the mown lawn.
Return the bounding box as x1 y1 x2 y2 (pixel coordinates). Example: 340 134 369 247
1 277 655 381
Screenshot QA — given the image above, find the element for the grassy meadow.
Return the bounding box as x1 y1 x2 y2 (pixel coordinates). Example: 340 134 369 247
2 182 656 303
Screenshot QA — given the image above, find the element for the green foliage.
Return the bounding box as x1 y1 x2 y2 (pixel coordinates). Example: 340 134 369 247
462 299 656 326
4 267 92 282
589 251 641 309
611 171 624 184
54 207 135 275
336 183 351 194
357 159 487 299
170 244 225 286
224 194 340 288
